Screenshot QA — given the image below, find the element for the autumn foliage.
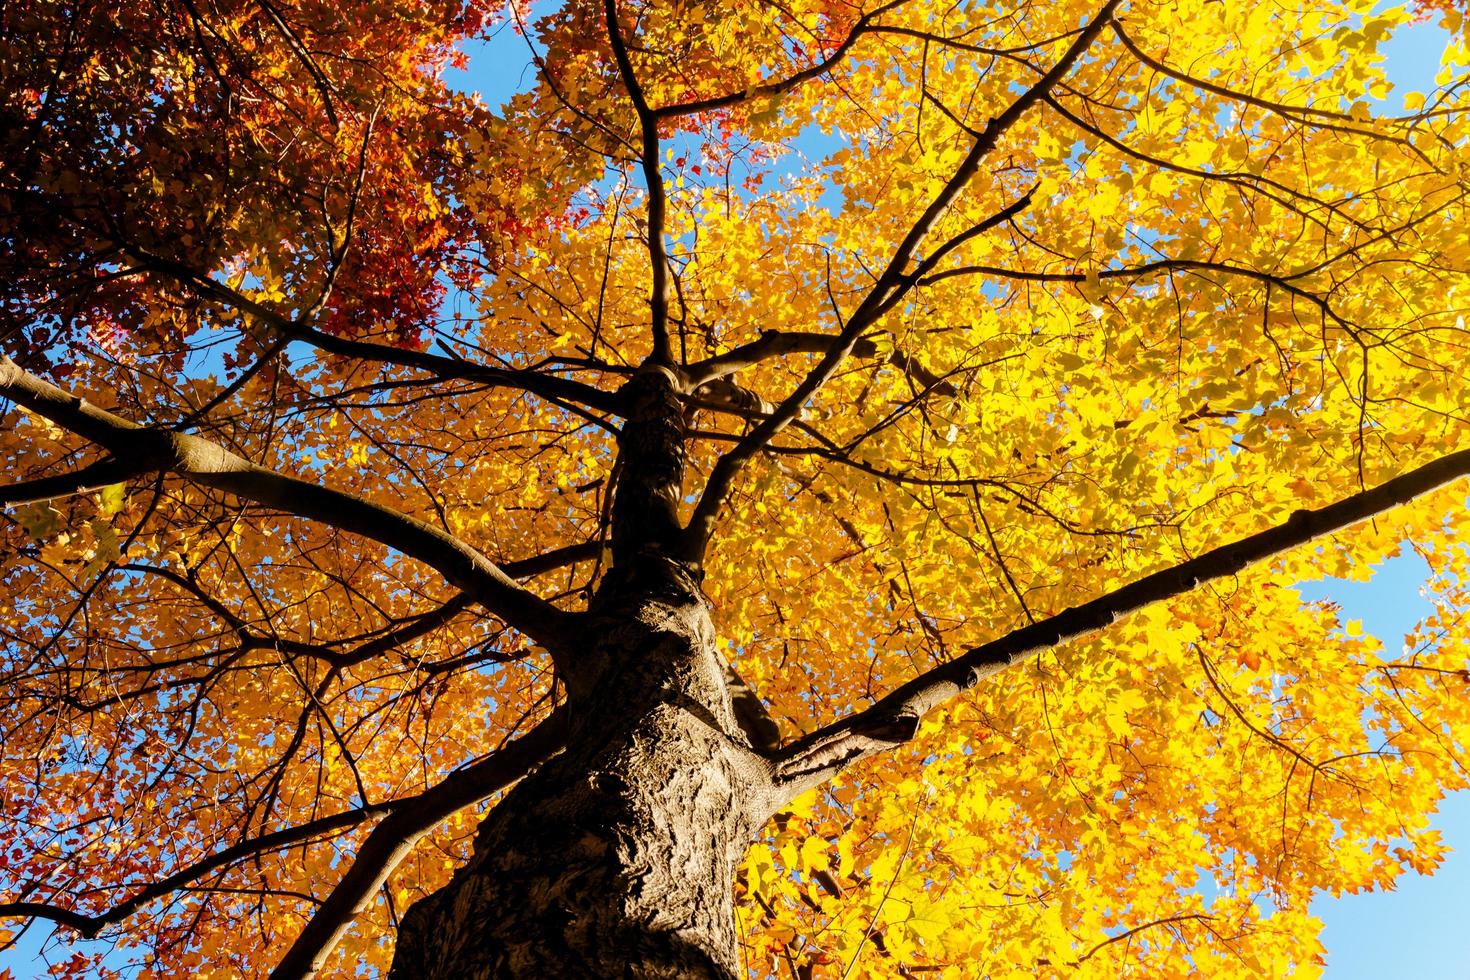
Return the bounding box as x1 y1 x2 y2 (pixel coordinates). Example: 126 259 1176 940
3 0 1470 976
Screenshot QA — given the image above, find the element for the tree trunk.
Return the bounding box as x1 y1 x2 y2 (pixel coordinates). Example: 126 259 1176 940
391 367 775 978
390 581 771 978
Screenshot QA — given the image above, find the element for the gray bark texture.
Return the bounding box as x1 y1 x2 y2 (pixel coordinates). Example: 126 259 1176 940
390 587 769 978
390 367 776 978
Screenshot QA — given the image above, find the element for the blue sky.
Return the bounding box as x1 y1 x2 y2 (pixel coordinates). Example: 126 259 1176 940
1300 548 1470 978
3 6 1467 978
1297 17 1469 979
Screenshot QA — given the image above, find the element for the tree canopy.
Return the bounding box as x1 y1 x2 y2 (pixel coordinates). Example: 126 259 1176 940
3 0 1470 975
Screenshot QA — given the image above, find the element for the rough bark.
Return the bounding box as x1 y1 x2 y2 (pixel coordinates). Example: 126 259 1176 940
390 366 775 978
391 588 769 978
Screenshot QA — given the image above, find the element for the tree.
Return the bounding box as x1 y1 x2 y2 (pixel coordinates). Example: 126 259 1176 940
2 0 1470 974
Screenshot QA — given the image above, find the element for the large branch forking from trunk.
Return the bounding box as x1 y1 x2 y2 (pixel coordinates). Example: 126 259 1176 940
769 445 1470 803
679 0 1118 564
0 355 577 652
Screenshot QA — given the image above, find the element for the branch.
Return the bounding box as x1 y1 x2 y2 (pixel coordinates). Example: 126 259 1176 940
1066 913 1212 966
0 807 386 939
650 0 909 120
0 456 142 505
269 709 568 979
253 0 341 128
1036 92 1357 233
919 256 1342 321
500 539 602 579
680 0 1119 562
0 355 577 652
770 444 1470 800
98 543 589 679
0 711 567 962
1107 21 1433 168
683 330 955 397
177 264 621 415
1112 20 1385 126
36 217 622 417
604 0 672 364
